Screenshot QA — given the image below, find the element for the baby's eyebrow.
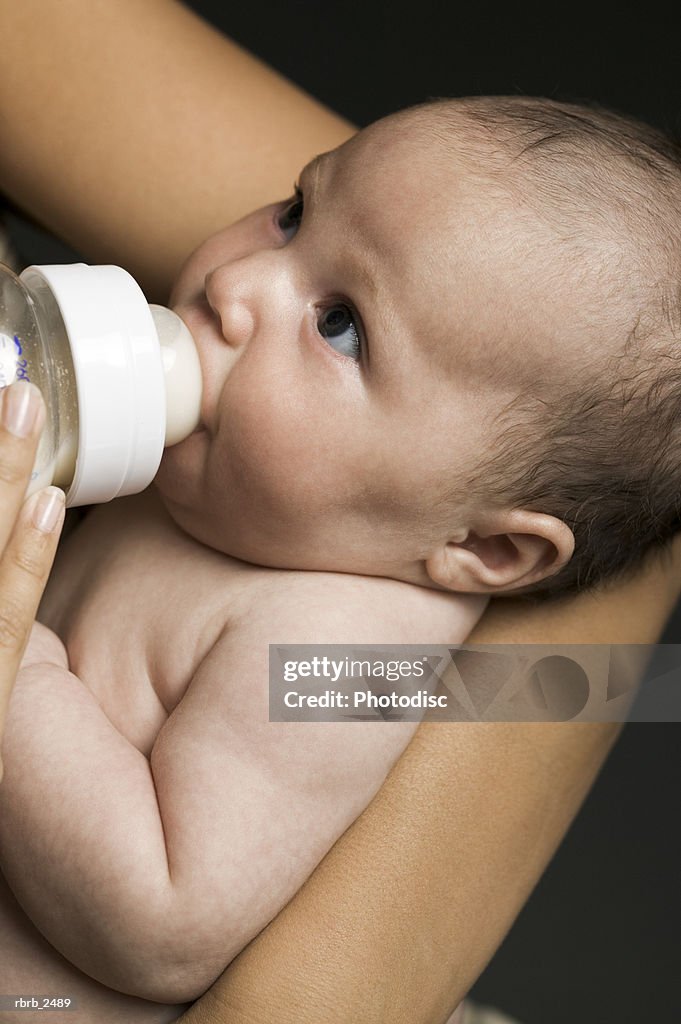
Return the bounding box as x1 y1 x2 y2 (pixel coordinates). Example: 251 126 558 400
302 148 392 338
300 150 334 207
301 150 380 300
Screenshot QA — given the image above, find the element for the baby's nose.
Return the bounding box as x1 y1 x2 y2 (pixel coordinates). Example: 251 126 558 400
205 265 256 349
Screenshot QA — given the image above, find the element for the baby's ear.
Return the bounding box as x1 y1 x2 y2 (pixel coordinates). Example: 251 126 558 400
425 510 574 594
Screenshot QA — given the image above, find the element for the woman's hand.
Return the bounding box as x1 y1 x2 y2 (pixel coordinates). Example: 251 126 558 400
0 381 65 780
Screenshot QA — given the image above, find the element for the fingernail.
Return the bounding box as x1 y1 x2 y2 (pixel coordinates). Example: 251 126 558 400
31 487 65 533
1 382 44 438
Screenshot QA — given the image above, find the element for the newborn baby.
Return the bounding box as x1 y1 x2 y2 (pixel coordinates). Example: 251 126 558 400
1 95 680 1018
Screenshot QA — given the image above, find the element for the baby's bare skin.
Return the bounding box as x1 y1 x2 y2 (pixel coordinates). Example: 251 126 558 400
0 488 483 1018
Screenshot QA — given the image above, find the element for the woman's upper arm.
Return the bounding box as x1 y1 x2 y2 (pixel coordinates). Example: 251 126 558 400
181 544 681 1024
0 0 354 300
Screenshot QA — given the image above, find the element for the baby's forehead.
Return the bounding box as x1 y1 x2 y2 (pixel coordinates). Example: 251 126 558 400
321 116 487 278
331 111 468 196
326 111 524 268
313 117 608 399
319 121 544 373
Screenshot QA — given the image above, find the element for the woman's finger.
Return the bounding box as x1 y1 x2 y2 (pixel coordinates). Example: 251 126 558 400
0 377 65 769
0 382 47 556
0 484 65 779
0 481 65 642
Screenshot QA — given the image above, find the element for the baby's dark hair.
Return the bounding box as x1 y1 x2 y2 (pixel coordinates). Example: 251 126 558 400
424 95 681 599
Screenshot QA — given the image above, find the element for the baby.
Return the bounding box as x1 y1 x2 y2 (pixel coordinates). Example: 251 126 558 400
1 95 680 1018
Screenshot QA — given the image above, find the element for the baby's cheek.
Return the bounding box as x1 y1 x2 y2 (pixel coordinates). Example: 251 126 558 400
217 426 301 523
202 406 333 561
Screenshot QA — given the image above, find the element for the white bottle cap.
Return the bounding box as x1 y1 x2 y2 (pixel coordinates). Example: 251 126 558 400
20 264 166 506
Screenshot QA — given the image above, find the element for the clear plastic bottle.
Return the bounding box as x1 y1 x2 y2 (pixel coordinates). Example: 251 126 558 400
0 263 202 506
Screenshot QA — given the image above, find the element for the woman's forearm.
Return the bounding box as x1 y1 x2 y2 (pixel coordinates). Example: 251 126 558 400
0 0 354 301
181 547 681 1024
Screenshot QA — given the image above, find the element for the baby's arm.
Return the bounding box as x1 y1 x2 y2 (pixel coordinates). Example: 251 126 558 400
0 577 483 1005
0 865 188 1024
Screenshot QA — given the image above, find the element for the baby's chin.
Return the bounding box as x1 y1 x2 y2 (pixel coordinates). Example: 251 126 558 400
153 452 267 564
152 476 239 559
153 441 221 545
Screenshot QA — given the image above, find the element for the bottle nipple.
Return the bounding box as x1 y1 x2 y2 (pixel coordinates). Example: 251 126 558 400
149 305 202 446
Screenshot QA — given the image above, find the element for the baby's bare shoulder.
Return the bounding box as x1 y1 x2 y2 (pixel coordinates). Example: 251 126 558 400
234 567 487 646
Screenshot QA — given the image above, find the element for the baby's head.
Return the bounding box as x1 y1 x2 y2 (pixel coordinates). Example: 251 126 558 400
155 96 681 598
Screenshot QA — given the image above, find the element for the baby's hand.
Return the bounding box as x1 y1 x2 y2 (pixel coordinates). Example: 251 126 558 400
0 382 65 781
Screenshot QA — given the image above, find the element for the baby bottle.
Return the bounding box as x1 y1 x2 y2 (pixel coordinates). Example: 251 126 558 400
0 263 202 506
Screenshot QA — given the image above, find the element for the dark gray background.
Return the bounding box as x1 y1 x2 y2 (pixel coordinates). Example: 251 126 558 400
4 2 680 1021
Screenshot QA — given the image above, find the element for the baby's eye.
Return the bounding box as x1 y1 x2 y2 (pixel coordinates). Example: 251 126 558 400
277 186 304 241
317 303 361 361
